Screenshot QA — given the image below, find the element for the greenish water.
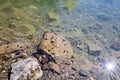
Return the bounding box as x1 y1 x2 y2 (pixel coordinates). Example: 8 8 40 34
0 0 78 44
0 0 120 53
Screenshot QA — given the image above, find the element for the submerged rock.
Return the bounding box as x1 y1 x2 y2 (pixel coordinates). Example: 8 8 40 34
47 11 59 26
97 14 110 21
62 0 78 13
38 31 73 64
47 12 58 21
48 62 60 74
28 5 39 15
87 43 102 56
78 69 88 77
0 42 28 55
0 29 15 42
110 37 120 51
16 24 37 38
0 65 2 72
10 57 43 80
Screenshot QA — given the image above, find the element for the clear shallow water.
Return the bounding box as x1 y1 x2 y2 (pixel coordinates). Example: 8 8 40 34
0 0 120 80
0 0 78 44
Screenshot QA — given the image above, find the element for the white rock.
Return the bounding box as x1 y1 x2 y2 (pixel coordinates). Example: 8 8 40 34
10 57 43 80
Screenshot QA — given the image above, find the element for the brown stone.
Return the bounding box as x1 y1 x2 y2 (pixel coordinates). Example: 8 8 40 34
22 53 29 58
1 70 7 74
41 55 48 64
88 77 94 80
0 65 2 72
48 62 60 73
1 55 10 61
0 42 28 55
39 31 73 64
68 74 76 79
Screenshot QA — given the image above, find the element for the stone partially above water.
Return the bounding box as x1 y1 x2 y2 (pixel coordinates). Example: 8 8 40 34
10 57 43 80
38 31 73 64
